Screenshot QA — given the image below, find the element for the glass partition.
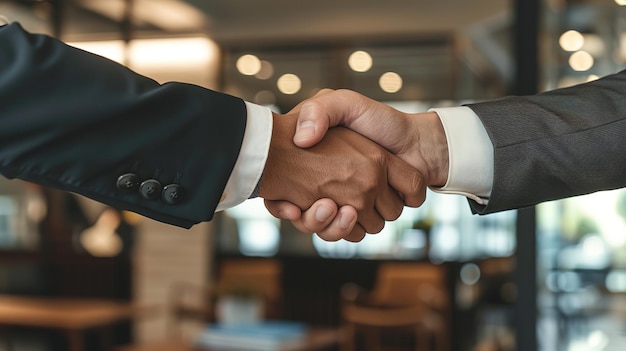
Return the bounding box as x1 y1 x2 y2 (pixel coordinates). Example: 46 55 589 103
537 1 626 350
0 179 45 251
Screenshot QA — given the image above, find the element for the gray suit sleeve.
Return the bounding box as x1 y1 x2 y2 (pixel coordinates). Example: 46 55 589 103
467 70 626 214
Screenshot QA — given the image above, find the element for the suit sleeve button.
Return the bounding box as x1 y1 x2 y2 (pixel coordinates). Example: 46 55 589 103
116 173 139 192
139 179 162 200
162 184 184 204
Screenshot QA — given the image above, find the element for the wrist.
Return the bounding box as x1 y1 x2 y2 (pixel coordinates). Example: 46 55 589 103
413 112 449 187
258 113 288 200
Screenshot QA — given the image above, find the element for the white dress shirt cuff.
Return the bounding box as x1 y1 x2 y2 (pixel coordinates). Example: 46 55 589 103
428 106 493 205
215 102 272 211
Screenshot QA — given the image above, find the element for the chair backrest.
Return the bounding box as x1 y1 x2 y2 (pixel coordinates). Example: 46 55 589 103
216 258 283 318
370 262 447 309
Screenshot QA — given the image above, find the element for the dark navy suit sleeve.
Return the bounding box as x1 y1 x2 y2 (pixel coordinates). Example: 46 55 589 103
0 23 247 228
467 70 626 214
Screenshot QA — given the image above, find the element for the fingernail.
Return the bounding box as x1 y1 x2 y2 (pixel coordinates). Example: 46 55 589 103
315 205 333 222
295 121 316 141
339 212 355 229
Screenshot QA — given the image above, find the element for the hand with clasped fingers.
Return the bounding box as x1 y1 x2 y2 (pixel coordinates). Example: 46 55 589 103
259 108 426 242
264 89 449 241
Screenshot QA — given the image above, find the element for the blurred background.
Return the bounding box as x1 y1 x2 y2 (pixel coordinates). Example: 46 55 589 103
0 0 625 351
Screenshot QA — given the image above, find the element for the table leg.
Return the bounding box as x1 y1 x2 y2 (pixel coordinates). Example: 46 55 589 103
100 326 114 351
65 330 84 351
0 326 12 351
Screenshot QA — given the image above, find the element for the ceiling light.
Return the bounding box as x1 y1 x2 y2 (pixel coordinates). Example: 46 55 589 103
81 0 206 31
615 0 626 5
236 54 262 76
255 60 274 80
348 50 373 72
277 74 301 95
129 37 217 69
569 51 594 71
559 30 584 52
379 72 403 93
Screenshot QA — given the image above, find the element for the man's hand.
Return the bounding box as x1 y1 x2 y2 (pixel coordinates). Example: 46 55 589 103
259 111 425 242
264 89 449 240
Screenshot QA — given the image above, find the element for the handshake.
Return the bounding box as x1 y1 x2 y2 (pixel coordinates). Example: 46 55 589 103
255 89 450 242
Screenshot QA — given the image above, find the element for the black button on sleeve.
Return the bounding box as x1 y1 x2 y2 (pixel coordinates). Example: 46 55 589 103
139 179 162 200
162 184 184 204
116 173 139 192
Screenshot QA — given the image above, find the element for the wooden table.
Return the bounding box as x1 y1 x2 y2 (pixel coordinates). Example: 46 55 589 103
0 295 153 351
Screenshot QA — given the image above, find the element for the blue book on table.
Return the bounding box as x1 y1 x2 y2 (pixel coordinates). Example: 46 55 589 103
195 321 308 351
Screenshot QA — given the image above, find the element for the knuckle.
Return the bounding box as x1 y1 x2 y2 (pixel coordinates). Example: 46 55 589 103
371 149 387 165
317 88 335 95
351 199 368 213
303 98 324 112
387 204 404 221
411 172 424 193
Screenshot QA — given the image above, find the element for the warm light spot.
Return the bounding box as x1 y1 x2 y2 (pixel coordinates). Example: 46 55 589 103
277 74 302 94
129 37 217 69
379 72 403 93
586 74 599 82
559 30 584 52
69 37 219 71
80 209 123 257
236 54 262 76
348 50 373 72
615 0 626 6
569 51 594 71
255 60 274 80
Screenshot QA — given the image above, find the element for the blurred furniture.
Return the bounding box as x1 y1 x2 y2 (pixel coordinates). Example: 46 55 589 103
166 282 216 339
0 294 152 351
340 262 449 351
117 259 284 350
116 328 342 351
215 258 283 320
467 257 516 351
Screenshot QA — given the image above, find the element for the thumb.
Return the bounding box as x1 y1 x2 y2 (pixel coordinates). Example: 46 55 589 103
264 199 302 221
293 100 331 148
293 89 380 149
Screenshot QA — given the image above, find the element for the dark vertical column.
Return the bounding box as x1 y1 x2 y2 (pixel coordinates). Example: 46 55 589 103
121 0 135 66
50 0 64 39
513 0 539 351
513 0 540 96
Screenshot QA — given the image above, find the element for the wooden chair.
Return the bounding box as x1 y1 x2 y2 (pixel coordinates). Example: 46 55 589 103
117 259 284 351
340 262 449 351
215 258 283 320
